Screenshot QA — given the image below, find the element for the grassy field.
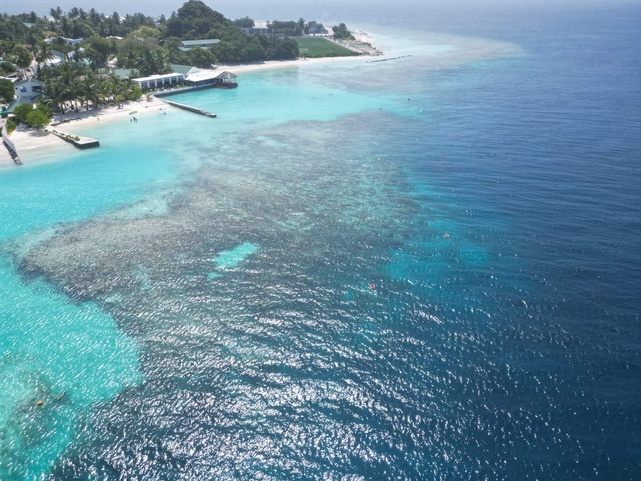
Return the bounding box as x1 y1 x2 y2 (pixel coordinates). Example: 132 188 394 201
295 37 360 58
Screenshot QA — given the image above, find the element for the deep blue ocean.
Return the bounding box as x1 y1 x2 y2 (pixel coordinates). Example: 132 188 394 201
1 2 640 480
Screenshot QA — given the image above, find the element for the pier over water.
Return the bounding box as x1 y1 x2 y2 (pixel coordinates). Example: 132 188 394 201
160 100 217 118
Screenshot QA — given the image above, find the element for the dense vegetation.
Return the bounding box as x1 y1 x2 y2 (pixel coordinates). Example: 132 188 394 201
0 1 304 70
13 102 51 128
0 78 14 102
38 63 144 113
332 23 355 40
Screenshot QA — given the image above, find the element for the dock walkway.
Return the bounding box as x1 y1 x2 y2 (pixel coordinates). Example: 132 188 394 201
47 125 100 149
160 99 217 118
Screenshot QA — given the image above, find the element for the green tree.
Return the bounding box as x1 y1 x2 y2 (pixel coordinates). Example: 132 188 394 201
117 28 163 71
175 0 229 38
114 93 125 108
13 45 33 70
34 41 55 75
84 35 112 71
13 103 33 123
165 12 183 38
0 61 16 76
127 85 143 101
233 17 254 28
240 37 265 63
26 108 50 129
50 7 63 23
41 80 68 113
269 20 303 37
0 41 16 61
35 101 53 118
40 62 85 113
71 20 96 39
332 23 354 40
274 37 299 60
6 119 16 134
69 43 85 64
0 79 14 103
186 47 217 68
135 48 168 76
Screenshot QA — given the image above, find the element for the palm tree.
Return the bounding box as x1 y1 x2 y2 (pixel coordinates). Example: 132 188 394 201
42 79 69 114
50 7 62 24
12 45 33 80
94 79 112 106
135 49 156 77
34 41 55 76
54 63 84 111
81 74 100 110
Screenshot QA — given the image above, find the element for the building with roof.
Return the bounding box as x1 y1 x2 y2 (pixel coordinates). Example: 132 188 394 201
179 39 220 52
170 64 202 77
241 22 269 36
60 37 84 46
3 96 34 118
14 78 45 100
131 73 185 90
44 50 65 67
185 70 237 88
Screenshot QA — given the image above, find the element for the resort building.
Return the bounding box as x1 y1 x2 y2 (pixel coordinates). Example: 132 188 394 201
13 78 45 100
3 97 34 119
45 50 65 67
170 64 202 77
241 22 269 36
128 66 238 91
179 39 220 52
132 73 185 90
59 37 84 46
67 48 85 61
185 70 238 88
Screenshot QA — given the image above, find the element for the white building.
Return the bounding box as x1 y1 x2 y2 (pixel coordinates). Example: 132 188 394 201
179 39 220 52
241 22 269 36
13 78 46 100
132 73 185 90
59 37 84 46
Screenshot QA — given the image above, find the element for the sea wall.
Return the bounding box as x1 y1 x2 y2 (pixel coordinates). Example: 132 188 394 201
1 122 21 163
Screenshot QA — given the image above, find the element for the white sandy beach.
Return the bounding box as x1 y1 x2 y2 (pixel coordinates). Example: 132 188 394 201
0 96 168 170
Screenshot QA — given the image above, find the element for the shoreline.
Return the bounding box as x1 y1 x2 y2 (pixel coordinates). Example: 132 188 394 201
0 25 526 171
1 49 378 170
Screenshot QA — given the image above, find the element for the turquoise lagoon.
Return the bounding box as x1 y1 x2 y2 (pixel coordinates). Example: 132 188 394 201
1 31 480 477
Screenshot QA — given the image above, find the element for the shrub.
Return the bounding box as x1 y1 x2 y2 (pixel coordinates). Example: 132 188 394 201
6 119 16 134
13 103 33 123
26 109 51 130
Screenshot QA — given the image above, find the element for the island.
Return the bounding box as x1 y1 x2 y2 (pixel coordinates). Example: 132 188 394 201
0 0 381 164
